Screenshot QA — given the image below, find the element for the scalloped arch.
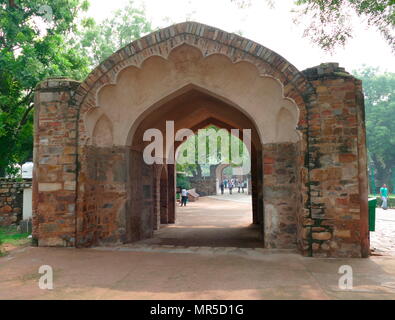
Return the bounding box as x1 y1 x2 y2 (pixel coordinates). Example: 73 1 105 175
75 22 314 147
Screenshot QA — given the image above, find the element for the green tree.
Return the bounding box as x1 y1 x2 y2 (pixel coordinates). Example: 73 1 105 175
75 0 152 67
232 0 395 52
176 125 250 178
176 173 191 190
353 66 395 192
0 0 91 176
294 0 395 52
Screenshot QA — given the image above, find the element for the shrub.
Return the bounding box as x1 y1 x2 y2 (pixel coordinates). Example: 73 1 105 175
176 173 191 190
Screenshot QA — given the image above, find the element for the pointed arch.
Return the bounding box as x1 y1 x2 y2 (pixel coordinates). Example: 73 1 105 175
92 114 113 147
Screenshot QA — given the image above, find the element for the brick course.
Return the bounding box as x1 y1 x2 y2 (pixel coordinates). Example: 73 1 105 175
0 179 31 226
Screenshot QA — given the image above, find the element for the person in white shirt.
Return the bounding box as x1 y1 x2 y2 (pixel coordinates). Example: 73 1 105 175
180 188 188 207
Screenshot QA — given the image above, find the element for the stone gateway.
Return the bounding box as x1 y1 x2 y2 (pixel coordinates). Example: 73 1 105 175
32 22 369 257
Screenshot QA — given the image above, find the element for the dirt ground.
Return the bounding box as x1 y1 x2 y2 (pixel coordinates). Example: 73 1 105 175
1 197 395 300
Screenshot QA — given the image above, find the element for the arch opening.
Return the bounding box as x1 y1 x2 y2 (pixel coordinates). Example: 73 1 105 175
125 87 266 247
75 35 304 251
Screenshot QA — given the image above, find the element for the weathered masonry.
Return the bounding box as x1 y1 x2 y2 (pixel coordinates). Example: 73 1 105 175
33 22 369 257
0 178 32 226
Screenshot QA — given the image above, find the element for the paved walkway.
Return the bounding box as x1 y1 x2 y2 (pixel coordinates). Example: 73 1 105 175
209 190 252 204
136 196 261 248
2 198 395 299
371 208 395 256
2 245 395 299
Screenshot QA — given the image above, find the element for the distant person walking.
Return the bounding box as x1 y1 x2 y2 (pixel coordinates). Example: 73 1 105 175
229 181 233 194
380 184 389 210
224 179 228 189
180 188 188 207
220 182 224 195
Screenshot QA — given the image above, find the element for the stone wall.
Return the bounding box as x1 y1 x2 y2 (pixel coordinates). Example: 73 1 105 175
263 143 298 249
76 146 128 246
33 79 80 246
0 178 32 226
302 63 369 257
188 176 216 196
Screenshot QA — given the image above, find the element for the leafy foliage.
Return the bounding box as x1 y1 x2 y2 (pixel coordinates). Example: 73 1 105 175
176 173 191 190
0 0 91 176
75 0 152 67
176 125 251 178
293 0 395 52
0 0 152 176
353 66 395 191
232 0 394 52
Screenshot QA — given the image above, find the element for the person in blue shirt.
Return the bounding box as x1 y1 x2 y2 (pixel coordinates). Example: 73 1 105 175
380 184 389 210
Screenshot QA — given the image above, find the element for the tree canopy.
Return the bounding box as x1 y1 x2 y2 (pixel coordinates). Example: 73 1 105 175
75 0 152 67
232 0 395 52
0 0 91 175
0 0 152 176
294 0 395 52
353 66 395 191
1 0 394 181
176 125 251 178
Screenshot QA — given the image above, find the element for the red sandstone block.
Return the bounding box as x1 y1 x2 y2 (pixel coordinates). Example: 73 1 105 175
322 110 333 117
264 166 273 175
339 154 357 163
264 157 275 164
1 205 12 213
346 117 357 124
334 230 352 239
322 126 333 136
312 232 332 241
336 198 349 206
46 122 62 127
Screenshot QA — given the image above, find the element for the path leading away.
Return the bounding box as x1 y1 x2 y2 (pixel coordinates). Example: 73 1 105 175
136 196 261 248
209 190 252 204
370 208 395 255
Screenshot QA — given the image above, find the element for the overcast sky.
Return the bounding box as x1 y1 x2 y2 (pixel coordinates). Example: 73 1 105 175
87 0 394 73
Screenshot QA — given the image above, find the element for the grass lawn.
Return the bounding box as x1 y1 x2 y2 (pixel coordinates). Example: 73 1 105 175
368 194 395 208
369 194 395 198
0 226 30 256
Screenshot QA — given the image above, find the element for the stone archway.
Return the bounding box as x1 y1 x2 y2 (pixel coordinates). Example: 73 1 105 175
33 22 369 257
128 87 264 243
215 163 230 194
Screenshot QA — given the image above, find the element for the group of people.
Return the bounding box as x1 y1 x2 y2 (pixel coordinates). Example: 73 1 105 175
219 178 247 195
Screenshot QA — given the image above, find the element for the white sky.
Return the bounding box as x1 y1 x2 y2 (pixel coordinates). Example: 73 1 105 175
87 0 394 72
